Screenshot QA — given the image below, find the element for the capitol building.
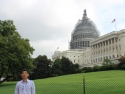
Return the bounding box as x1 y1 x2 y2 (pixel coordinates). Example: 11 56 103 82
52 10 125 68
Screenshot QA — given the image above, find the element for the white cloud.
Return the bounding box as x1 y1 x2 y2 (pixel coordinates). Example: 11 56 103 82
30 39 69 59
0 0 125 59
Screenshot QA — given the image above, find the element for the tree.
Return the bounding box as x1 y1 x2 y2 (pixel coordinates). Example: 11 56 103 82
31 55 52 79
52 58 63 76
73 63 80 73
117 61 125 70
101 58 114 70
61 57 74 74
117 56 125 70
93 65 100 71
52 57 80 76
0 20 35 83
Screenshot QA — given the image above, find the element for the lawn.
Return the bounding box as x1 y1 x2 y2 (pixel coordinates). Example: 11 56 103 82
0 70 125 94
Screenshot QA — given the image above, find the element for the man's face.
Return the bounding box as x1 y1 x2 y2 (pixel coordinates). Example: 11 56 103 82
21 71 29 79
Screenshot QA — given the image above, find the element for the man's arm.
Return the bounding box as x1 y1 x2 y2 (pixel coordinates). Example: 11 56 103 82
31 81 35 94
14 83 18 94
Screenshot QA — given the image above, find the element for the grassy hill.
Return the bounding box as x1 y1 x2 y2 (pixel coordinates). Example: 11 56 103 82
34 70 125 82
0 70 125 94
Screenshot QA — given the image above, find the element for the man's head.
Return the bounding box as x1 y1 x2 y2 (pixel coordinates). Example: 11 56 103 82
21 69 29 79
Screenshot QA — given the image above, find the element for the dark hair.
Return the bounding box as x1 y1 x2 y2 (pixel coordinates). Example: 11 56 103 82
21 69 29 74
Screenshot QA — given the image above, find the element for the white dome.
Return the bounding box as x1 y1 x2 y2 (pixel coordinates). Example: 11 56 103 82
70 9 100 49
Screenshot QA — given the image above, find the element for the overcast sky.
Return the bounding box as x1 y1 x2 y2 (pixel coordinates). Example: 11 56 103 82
0 0 125 59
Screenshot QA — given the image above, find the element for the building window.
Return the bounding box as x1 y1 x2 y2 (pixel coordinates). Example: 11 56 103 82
106 41 108 45
117 55 119 57
106 56 108 59
113 47 114 51
112 39 114 43
109 47 111 51
110 56 111 59
116 45 118 50
119 45 121 50
103 42 105 46
109 40 111 44
116 39 117 42
98 58 100 62
78 59 80 63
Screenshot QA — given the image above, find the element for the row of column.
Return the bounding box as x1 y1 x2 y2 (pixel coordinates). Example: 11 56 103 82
91 38 118 57
90 37 120 63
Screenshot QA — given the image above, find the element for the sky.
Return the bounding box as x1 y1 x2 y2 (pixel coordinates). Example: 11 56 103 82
0 0 125 59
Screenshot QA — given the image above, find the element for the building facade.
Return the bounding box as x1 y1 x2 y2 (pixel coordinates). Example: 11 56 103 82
52 10 125 68
90 29 125 66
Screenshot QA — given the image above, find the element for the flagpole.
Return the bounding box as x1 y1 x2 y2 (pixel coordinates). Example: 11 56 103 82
115 19 117 31
112 19 117 31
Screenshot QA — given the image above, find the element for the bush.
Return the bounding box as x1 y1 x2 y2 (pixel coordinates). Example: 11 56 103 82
82 67 93 73
93 65 101 71
117 61 125 70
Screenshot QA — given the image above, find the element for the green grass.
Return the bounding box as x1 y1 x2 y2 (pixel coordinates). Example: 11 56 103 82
0 70 125 94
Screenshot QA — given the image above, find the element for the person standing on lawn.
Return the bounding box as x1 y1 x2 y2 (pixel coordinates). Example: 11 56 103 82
14 69 35 94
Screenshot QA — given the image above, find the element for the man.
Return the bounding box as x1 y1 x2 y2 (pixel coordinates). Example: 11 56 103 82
15 69 35 94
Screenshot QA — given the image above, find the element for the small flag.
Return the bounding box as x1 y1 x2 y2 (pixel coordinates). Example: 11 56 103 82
111 19 115 23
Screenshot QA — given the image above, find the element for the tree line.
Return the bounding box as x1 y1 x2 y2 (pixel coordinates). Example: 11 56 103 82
0 20 125 84
30 55 80 80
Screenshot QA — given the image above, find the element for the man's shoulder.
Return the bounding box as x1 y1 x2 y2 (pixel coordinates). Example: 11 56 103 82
17 80 22 83
16 79 34 84
16 80 23 85
27 79 34 83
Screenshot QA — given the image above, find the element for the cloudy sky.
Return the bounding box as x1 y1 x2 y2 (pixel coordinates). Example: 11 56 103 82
0 0 125 59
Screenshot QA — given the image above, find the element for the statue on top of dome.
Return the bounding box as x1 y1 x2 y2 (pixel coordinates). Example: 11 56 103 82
84 9 87 16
